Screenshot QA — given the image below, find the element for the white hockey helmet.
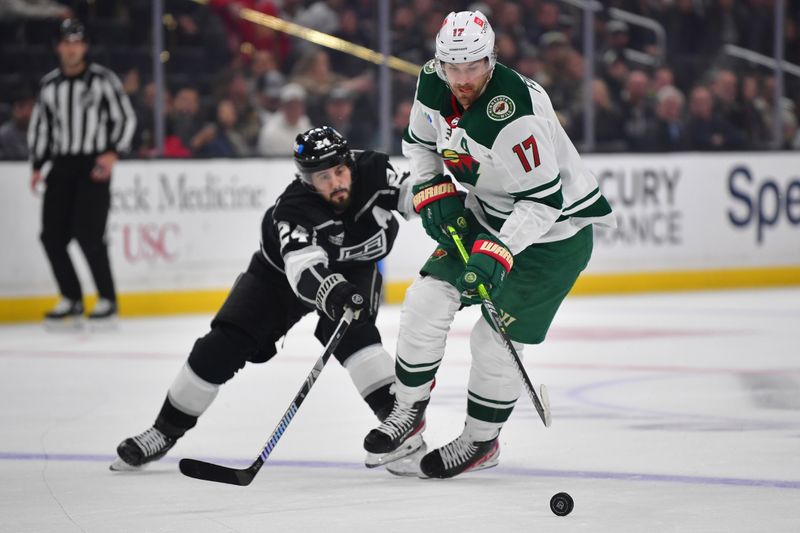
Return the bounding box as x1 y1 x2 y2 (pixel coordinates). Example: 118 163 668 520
434 10 496 82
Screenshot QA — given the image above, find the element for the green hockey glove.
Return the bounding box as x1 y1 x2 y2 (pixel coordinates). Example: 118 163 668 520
456 233 514 305
412 174 468 246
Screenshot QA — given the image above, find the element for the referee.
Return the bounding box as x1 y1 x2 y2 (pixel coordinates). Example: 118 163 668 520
28 19 136 325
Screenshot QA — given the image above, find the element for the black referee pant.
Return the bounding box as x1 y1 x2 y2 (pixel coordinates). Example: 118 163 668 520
40 155 116 303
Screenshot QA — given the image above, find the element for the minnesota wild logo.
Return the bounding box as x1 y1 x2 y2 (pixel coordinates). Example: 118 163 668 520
441 148 480 186
487 95 515 121
423 59 436 75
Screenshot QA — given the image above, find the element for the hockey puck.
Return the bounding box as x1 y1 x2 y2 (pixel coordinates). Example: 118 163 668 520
550 492 574 516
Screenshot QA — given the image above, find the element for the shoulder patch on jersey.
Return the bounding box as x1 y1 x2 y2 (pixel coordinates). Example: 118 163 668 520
416 61 449 110
423 59 436 75
487 95 515 121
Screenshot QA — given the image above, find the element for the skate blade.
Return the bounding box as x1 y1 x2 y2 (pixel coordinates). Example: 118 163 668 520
87 317 119 332
109 458 143 472
44 318 84 332
365 433 424 468
386 442 427 477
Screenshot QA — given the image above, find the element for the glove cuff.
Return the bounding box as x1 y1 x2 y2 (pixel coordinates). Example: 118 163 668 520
412 179 459 213
471 237 514 273
315 273 347 316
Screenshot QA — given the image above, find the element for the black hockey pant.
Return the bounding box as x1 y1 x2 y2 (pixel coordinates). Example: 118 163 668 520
155 254 385 436
40 155 116 302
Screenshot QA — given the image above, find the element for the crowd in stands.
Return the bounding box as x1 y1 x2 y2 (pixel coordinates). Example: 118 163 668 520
2 0 800 161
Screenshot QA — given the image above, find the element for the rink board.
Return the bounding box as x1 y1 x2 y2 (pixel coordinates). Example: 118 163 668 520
1 153 798 321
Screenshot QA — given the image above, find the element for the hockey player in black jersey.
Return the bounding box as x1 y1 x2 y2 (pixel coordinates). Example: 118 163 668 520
111 126 414 470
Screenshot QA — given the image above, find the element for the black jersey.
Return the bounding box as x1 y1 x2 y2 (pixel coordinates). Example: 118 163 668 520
257 150 410 308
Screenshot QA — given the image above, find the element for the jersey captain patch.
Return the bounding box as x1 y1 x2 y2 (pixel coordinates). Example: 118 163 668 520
487 95 515 121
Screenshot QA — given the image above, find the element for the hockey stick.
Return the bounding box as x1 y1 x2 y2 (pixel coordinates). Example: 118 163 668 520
447 226 552 428
179 308 355 486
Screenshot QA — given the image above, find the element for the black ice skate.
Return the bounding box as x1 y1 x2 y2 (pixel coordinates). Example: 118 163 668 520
419 434 500 479
44 298 84 330
109 427 177 471
363 398 428 468
87 299 118 330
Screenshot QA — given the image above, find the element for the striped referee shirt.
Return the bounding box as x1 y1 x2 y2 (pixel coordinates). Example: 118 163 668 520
28 63 136 170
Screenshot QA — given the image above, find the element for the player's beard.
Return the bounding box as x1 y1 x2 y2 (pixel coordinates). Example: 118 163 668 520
328 187 351 212
454 83 477 107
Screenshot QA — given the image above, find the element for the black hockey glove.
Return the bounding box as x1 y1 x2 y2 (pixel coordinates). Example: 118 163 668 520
315 274 367 322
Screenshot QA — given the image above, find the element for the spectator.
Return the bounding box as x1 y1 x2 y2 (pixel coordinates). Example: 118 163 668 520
642 85 689 152
257 82 311 156
132 82 172 158
195 99 252 158
686 85 746 151
494 3 527 43
495 33 520 67
538 31 573 111
331 8 372 77
226 72 262 150
781 110 798 151
319 86 371 150
290 48 345 114
567 79 626 152
514 45 545 83
0 92 34 160
247 50 284 96
751 74 796 147
621 70 654 151
710 69 745 130
601 51 630 106
166 87 204 157
249 56 285 121
391 4 424 64
601 20 632 68
169 0 230 71
651 66 676 94
739 73 769 150
527 1 562 48
290 48 373 120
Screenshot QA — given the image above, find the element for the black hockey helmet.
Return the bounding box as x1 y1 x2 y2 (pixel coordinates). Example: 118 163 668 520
59 19 86 43
293 126 353 184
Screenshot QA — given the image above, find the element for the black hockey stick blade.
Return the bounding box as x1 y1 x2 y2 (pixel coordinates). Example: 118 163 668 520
178 308 354 485
447 226 552 427
179 458 257 486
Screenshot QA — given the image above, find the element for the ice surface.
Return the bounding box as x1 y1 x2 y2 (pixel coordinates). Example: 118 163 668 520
1 288 799 532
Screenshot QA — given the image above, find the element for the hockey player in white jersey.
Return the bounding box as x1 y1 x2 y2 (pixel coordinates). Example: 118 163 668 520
363 11 615 478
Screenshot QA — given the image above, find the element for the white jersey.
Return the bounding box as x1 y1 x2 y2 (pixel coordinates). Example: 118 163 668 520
403 61 615 254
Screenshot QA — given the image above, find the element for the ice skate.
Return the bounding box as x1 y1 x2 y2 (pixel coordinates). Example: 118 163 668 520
385 441 427 477
363 398 428 468
110 426 177 471
87 299 118 331
419 434 500 479
44 298 84 331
